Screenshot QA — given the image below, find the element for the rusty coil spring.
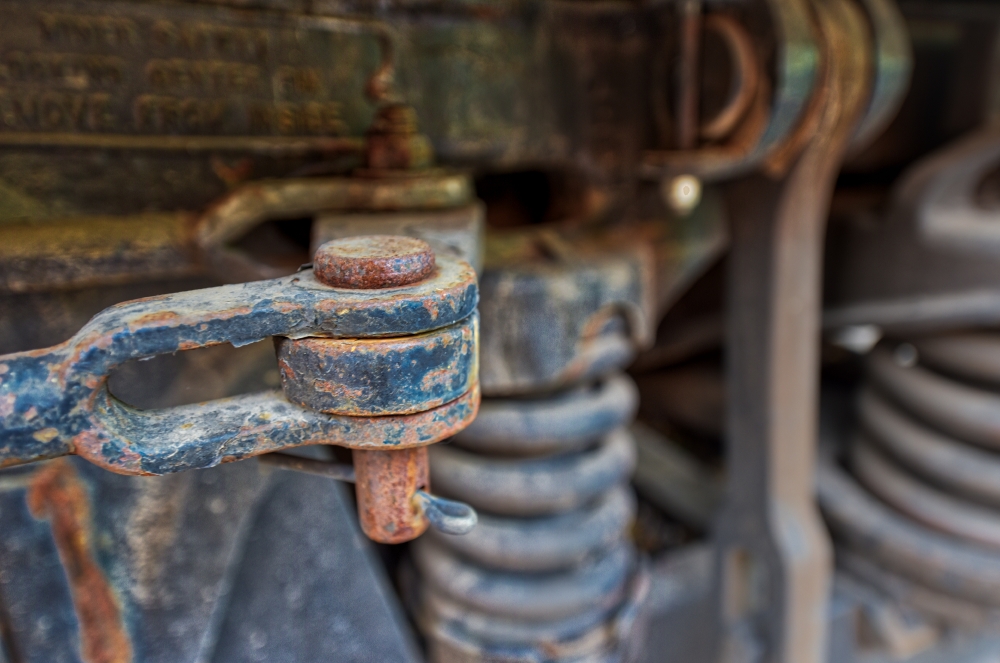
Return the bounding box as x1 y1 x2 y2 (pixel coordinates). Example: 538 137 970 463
818 334 1000 630
406 372 650 663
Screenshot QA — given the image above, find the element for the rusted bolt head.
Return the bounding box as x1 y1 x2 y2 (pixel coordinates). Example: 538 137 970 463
364 104 433 170
369 104 420 135
313 235 435 289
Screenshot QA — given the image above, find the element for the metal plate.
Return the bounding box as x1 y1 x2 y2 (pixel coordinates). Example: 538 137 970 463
0 0 381 143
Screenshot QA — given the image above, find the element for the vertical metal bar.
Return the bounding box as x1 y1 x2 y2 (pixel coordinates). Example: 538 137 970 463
711 1 874 660
714 172 833 663
676 0 703 150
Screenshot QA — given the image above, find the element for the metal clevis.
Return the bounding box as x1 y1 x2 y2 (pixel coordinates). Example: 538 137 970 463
0 234 481 544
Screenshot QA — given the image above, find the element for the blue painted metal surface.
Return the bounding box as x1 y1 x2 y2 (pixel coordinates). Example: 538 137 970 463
0 255 479 475
277 313 478 416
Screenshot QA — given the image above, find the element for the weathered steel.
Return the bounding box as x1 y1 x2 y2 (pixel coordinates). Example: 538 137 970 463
848 0 913 153
641 0 820 181
852 437 1000 551
631 422 722 531
257 449 356 482
478 228 654 396
838 550 998 634
27 459 133 663
412 367 645 661
0 253 478 472
430 428 635 518
711 1 874 661
195 172 475 283
313 235 435 289
818 454 1000 609
312 203 485 276
867 345 1000 449
257 450 478 537
431 485 634 573
0 214 198 294
207 468 425 663
277 313 477 416
857 386 1000 507
821 329 1000 635
353 446 430 544
363 104 433 171
452 372 637 456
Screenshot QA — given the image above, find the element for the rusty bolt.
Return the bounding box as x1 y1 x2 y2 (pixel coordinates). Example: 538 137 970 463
365 104 433 170
313 235 435 289
311 234 440 543
353 446 431 544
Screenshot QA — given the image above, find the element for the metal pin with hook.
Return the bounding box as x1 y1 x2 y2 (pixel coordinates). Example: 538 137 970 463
259 451 478 538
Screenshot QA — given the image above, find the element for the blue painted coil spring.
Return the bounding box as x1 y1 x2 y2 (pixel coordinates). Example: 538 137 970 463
409 372 651 663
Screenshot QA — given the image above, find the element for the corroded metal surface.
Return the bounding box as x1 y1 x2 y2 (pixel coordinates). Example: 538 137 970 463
478 228 655 396
430 428 635 518
27 459 133 663
825 130 1000 333
195 173 473 251
452 372 637 456
312 203 485 276
0 214 198 294
313 235 435 289
0 254 478 472
277 313 477 416
353 446 430 544
818 453 1000 608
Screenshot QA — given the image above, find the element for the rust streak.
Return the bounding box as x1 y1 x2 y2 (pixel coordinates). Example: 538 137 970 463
27 460 133 663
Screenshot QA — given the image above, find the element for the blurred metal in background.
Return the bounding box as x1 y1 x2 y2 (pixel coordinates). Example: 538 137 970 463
12 0 1000 662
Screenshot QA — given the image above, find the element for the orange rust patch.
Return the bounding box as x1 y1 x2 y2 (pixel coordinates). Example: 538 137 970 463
315 380 367 402
73 431 144 475
422 298 440 320
28 460 133 663
352 447 430 543
272 301 304 314
420 367 453 392
131 310 181 326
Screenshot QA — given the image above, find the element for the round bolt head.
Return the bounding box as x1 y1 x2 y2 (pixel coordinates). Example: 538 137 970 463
313 235 435 289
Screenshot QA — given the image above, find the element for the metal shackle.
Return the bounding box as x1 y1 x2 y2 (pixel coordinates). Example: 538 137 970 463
0 235 480 544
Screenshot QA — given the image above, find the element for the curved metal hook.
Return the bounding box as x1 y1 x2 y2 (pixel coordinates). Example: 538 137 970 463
416 490 478 535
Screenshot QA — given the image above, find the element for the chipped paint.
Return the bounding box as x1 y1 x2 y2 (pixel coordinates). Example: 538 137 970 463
0 254 478 472
276 313 477 416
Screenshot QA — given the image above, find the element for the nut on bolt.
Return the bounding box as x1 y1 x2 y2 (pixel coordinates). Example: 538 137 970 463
364 104 434 171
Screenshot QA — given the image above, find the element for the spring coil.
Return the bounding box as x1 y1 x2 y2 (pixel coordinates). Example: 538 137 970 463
818 333 1000 630
407 372 649 662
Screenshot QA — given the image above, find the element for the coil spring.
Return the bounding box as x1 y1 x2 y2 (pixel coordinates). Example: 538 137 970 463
407 372 650 663
818 334 1000 629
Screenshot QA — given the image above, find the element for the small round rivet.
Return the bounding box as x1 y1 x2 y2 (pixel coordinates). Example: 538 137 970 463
313 235 435 289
